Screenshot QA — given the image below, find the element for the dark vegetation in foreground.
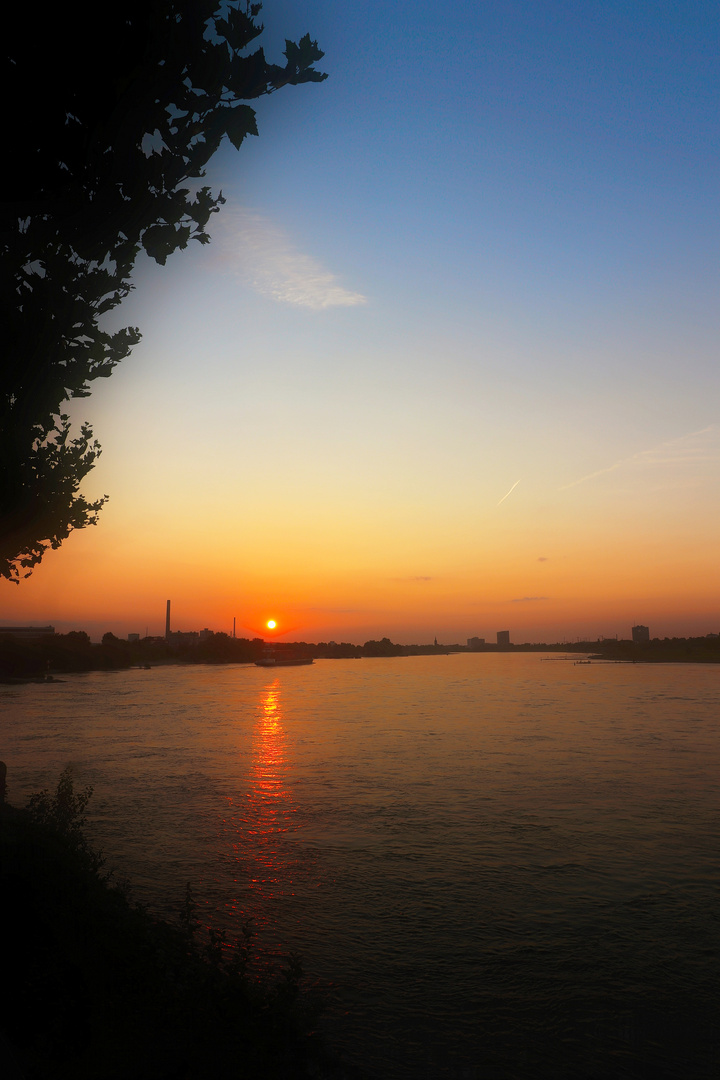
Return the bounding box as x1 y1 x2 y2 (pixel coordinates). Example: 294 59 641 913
0 769 347 1080
2 629 720 680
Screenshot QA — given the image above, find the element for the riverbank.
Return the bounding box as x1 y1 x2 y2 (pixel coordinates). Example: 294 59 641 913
0 771 351 1080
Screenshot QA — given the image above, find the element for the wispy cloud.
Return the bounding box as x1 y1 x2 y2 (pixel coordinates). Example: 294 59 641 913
213 206 367 310
392 576 433 583
537 557 548 562
560 426 720 491
512 596 549 603
303 606 363 614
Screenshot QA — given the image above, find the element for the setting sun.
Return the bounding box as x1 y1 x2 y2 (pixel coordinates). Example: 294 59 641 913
266 619 277 630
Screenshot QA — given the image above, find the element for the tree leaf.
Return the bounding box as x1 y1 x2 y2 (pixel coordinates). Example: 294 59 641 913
224 104 259 150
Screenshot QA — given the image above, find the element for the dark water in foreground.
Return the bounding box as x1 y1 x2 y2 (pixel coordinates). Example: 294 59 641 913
2 654 719 1078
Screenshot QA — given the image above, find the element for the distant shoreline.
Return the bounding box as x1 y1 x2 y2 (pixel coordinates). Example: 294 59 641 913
1 632 719 682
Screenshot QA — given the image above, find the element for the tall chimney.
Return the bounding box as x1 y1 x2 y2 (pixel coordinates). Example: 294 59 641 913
165 600 171 640
233 616 236 639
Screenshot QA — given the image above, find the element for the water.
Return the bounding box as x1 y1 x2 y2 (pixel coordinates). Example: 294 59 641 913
2 654 719 1078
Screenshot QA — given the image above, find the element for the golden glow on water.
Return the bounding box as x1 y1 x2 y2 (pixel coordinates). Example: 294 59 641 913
246 681 292 888
253 682 286 801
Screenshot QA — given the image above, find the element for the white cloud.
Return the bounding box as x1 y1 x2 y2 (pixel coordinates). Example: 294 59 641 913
213 206 367 310
560 425 720 491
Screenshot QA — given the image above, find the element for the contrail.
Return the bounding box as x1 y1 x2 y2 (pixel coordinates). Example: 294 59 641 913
559 424 718 491
497 479 520 506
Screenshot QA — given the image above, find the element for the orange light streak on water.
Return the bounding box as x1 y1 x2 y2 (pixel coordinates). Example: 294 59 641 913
246 680 292 888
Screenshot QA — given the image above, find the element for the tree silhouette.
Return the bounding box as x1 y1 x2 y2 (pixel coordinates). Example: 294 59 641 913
1 1 326 582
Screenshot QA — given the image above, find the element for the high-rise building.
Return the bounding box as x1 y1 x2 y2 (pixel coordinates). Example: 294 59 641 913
497 630 510 646
632 625 649 643
467 637 485 649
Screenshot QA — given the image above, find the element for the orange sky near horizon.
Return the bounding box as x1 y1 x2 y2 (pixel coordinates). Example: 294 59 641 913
2 441 718 643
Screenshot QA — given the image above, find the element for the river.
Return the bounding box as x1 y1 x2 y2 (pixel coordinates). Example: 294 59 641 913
2 653 719 1077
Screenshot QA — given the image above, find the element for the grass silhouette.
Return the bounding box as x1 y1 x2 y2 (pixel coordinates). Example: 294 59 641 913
0 769 349 1079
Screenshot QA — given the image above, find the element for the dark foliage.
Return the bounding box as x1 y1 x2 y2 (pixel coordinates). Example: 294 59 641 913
588 634 720 663
0 631 269 678
362 637 404 657
0 770 342 1079
313 642 363 658
25 766 102 874
1 1 326 583
3 630 719 681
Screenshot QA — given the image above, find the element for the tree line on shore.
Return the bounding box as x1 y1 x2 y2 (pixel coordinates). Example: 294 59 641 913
0 632 428 677
2 630 719 679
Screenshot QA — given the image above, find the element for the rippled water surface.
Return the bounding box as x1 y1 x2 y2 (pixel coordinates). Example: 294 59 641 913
2 654 719 1077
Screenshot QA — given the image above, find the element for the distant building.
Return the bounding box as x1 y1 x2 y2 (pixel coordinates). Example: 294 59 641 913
631 625 650 643
128 633 140 643
467 637 485 649
496 630 510 646
0 625 55 638
198 628 214 641
167 631 199 646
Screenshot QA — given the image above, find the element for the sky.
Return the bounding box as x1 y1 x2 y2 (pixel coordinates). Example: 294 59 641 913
3 0 720 643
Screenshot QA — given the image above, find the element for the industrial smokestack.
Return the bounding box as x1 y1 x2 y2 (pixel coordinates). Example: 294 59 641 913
165 600 171 640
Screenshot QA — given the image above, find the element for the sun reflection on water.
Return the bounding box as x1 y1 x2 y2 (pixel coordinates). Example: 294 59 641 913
243 680 295 894
215 678 308 964
252 681 289 807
